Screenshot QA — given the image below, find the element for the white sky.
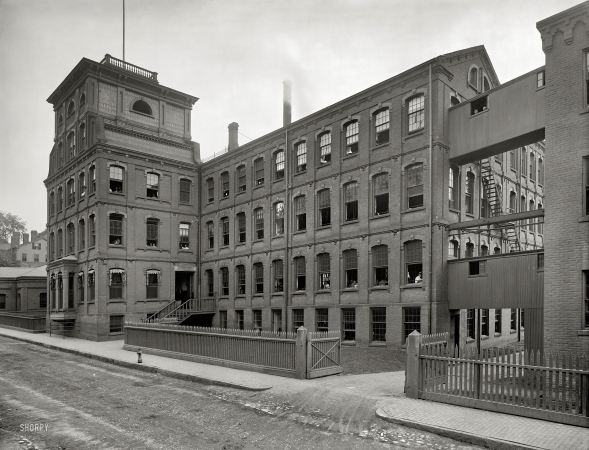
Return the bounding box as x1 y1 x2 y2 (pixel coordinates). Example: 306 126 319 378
0 0 581 233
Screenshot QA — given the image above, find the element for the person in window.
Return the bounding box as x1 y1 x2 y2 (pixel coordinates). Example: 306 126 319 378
348 279 358 288
415 272 423 283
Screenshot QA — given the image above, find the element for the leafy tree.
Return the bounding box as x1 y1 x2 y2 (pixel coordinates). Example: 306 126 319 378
0 250 20 267
0 211 27 243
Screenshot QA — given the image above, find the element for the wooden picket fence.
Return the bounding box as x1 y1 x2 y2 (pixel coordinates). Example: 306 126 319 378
123 322 341 379
411 332 589 427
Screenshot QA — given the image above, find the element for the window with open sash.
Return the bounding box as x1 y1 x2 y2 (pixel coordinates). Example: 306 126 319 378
237 165 246 192
236 265 245 295
206 221 214 249
374 109 389 145
221 217 229 246
109 269 124 299
255 208 264 240
372 245 388 286
79 172 86 200
78 220 85 250
344 182 358 221
109 165 124 193
109 214 123 245
274 202 284 236
467 309 475 339
482 309 490 336
254 158 264 186
373 174 389 215
316 308 328 332
294 256 305 291
237 212 246 243
146 270 159 299
180 179 191 203
146 218 158 247
319 132 331 164
405 240 422 284
495 309 502 334
273 259 283 293
205 269 214 297
67 223 75 254
221 172 230 198
344 121 359 155
179 223 190 249
275 151 285 180
342 309 356 342
407 164 424 209
67 179 75 206
318 189 331 227
146 172 159 198
89 165 96 194
318 253 330 290
404 307 421 342
253 263 264 294
220 267 229 296
343 249 358 288
296 142 307 172
295 196 306 231
371 308 386 342
57 186 63 211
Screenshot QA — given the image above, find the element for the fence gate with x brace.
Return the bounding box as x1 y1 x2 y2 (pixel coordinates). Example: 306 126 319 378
305 330 342 379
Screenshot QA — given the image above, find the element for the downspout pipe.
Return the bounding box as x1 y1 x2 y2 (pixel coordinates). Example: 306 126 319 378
428 63 433 334
283 128 289 332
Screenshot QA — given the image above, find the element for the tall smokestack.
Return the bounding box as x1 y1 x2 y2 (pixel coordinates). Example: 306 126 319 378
228 122 239 151
31 230 38 242
283 80 292 127
11 232 20 248
23 233 29 245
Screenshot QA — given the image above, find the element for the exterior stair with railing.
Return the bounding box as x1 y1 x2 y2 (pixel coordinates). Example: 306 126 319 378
145 298 216 324
480 158 520 252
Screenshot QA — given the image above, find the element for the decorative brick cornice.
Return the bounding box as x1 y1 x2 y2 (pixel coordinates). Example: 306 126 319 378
537 2 589 53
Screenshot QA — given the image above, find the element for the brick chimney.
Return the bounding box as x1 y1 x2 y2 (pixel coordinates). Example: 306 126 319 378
31 230 38 242
23 233 29 245
11 232 20 248
283 80 292 127
228 122 239 151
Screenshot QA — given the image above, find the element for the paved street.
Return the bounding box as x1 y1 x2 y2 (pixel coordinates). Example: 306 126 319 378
0 335 481 450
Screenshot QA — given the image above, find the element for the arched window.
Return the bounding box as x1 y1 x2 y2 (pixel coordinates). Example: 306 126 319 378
49 192 55 216
480 180 489 218
58 113 63 125
319 132 331 164
109 213 124 245
294 196 306 231
273 260 283 292
221 217 229 246
296 141 307 173
469 67 478 89
254 208 264 240
79 123 86 149
79 172 86 200
132 100 152 115
449 166 459 209
343 249 358 288
509 191 516 214
89 215 96 247
407 95 425 133
538 203 544 234
405 240 422 283
220 267 229 295
236 165 246 192
274 202 284 236
344 182 358 221
206 177 214 202
317 253 330 290
220 171 230 197
317 189 331 227
79 92 86 106
481 244 489 256
294 256 306 291
483 75 491 92
407 164 424 209
67 223 75 254
344 121 359 155
57 186 63 211
49 232 55 260
67 179 75 206
465 171 475 214
529 199 535 232
78 219 85 250
236 212 246 243
58 142 64 165
372 245 388 286
67 100 75 116
253 262 264 294
89 165 96 194
67 131 75 159
57 229 63 257
448 239 459 258
373 173 389 216
206 221 214 248
109 165 124 193
465 242 474 258
374 109 390 145
146 172 159 198
254 158 264 186
494 245 501 255
274 150 285 180
236 265 246 295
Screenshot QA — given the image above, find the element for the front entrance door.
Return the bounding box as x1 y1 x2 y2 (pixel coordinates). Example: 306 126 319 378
175 272 193 302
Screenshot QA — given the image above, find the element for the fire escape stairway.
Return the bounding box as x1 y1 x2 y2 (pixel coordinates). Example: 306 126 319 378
480 158 520 252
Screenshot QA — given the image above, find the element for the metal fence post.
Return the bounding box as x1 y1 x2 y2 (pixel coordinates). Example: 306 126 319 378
405 330 422 399
295 326 307 380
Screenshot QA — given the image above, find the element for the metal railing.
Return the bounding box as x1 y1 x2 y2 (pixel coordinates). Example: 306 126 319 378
145 298 216 323
100 54 158 82
0 313 46 332
201 148 228 163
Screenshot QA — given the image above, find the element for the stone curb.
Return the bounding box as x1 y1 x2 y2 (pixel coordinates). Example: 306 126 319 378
1 332 272 392
376 408 544 450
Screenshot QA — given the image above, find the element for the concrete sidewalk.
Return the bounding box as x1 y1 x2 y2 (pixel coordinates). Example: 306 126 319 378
0 326 587 450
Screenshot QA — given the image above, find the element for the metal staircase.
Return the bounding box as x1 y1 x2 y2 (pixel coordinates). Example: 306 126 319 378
145 298 216 324
480 158 520 252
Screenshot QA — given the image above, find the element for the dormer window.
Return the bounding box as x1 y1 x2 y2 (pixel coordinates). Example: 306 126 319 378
67 100 75 116
132 100 152 115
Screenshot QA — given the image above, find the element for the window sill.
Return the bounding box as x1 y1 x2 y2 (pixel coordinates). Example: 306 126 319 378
466 337 475 343
142 247 163 252
580 108 589 116
317 162 331 169
449 208 460 214
510 329 517 334
401 283 424 290
235 295 246 299
294 170 307 177
342 219 359 226
292 291 306 295
342 153 358 161
315 225 331 231
402 206 426 214
253 239 264 243
577 330 589 336
370 142 390 151
470 109 489 118
403 130 424 140
369 341 387 347
341 288 358 293
272 293 284 297
272 235 285 239
342 340 356 346
253 184 265 190
293 230 306 235
465 213 474 219
481 335 489 340
314 289 330 294
130 109 154 118
109 192 125 196
468 274 488 278
236 242 246 247
220 245 230 249
253 294 264 298
219 196 229 202
237 189 246 196
273 178 285 184
578 216 589 223
494 332 502 337
109 244 124 248
178 249 192 253
370 286 389 291
371 213 389 220
107 300 126 304
219 296 229 300
109 332 125 336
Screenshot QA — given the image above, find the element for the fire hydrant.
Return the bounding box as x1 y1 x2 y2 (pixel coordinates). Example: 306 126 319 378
137 348 143 364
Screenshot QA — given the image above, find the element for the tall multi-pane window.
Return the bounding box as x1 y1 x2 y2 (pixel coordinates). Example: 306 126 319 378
146 172 159 198
253 263 264 294
236 310 244 330
109 270 124 299
372 245 388 286
180 179 191 203
88 270 95 302
146 219 159 247
405 240 422 284
407 164 424 208
146 271 159 299
521 148 527 177
207 178 214 202
510 149 517 171
584 272 589 329
319 132 331 164
529 200 535 232
49 192 55 216
449 239 459 258
206 221 214 248
510 308 517 331
179 223 190 249
537 204 544 234
371 308 386 342
520 196 526 228
481 309 489 337
465 172 474 214
316 308 328 332
57 186 63 211
530 153 536 181
449 167 459 209
480 180 489 218
343 249 358 288
273 259 284 292
275 150 285 180
79 173 86 200
344 182 358 221
49 233 55 260
509 191 516 214
318 253 330 290
236 265 246 295
220 267 229 296
296 142 307 172
373 174 389 215
254 158 264 186
205 269 214 297
318 189 331 227
407 95 425 133
79 123 86 149
465 242 474 258
221 217 229 246
237 166 246 192
109 165 124 193
57 229 63 257
538 158 544 185
495 309 502 334
293 309 304 330
219 310 227 328
109 214 123 245
294 256 306 291
374 109 390 145
537 70 545 88
67 179 75 206
255 208 264 240
67 131 76 159
273 310 283 333
89 165 96 194
295 196 306 231
253 310 262 330
342 309 356 341
89 215 96 247
221 172 230 197
345 121 359 155
78 219 85 250
274 202 284 236
467 309 475 339
404 307 421 342
67 223 75 254
237 212 246 243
